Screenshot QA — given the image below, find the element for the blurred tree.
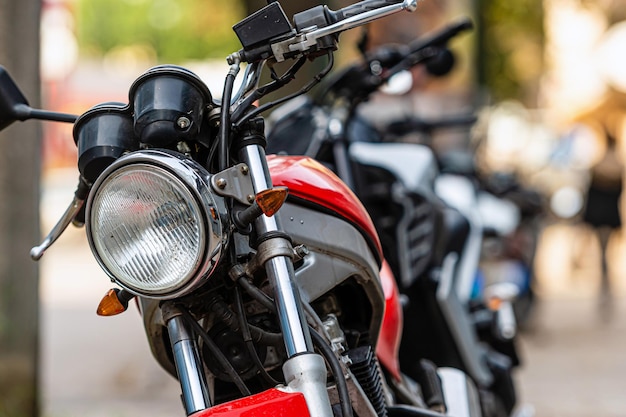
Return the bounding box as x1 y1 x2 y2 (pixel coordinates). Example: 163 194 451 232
476 0 544 105
0 0 41 416
74 0 544 104
75 0 245 61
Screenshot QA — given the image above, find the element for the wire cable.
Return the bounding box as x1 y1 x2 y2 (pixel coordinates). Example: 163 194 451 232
234 286 282 386
310 327 354 417
178 307 252 396
236 276 353 417
235 52 335 128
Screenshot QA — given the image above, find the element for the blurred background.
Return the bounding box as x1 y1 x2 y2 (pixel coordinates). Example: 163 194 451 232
2 0 626 416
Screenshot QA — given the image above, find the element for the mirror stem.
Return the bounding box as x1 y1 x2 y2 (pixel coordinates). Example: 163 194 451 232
15 104 77 123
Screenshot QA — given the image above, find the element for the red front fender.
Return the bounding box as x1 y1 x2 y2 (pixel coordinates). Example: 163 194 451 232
193 388 310 417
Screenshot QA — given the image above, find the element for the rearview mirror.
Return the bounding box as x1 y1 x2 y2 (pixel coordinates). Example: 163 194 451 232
0 66 31 131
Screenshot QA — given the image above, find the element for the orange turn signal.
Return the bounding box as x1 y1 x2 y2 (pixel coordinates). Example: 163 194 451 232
487 297 503 311
256 187 288 217
97 288 128 316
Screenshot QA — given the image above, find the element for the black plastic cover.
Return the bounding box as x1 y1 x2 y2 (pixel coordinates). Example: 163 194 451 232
233 2 293 49
293 6 330 32
73 103 138 183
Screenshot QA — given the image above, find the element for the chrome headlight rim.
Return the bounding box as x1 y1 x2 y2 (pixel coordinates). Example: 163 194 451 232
86 149 225 299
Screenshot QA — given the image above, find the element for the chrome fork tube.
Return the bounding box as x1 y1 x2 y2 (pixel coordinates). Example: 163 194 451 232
163 305 211 415
240 144 333 417
240 144 312 356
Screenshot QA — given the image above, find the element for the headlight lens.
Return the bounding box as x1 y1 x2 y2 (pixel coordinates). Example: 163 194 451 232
87 150 224 298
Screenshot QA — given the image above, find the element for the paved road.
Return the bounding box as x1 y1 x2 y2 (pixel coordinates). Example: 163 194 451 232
516 297 626 417
40 174 626 417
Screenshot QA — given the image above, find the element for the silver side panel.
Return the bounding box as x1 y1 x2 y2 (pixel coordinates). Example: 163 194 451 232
278 202 385 344
438 367 482 417
435 173 483 303
437 253 493 386
349 142 439 197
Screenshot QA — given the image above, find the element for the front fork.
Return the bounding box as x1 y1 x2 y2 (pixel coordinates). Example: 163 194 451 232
163 304 212 415
162 140 333 417
238 141 334 417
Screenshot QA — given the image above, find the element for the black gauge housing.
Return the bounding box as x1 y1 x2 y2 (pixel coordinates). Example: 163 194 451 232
129 65 212 147
73 102 138 183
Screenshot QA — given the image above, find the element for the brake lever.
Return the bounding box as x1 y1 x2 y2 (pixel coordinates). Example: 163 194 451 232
269 0 418 62
30 177 90 261
231 0 417 64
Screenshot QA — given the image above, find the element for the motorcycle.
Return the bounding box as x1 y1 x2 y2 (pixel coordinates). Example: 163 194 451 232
0 1 508 417
384 114 544 328
266 18 524 416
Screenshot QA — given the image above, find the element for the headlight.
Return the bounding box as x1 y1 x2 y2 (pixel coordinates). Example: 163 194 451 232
86 150 226 299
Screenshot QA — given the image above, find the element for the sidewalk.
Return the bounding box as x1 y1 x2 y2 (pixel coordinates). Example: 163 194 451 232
516 297 626 417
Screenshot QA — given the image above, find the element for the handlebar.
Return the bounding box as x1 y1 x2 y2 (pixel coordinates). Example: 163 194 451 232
404 17 473 55
275 0 417 62
234 0 418 63
386 114 478 137
337 0 408 19
366 17 473 76
313 17 473 105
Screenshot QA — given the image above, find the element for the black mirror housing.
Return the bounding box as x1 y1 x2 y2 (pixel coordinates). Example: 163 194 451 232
0 66 30 131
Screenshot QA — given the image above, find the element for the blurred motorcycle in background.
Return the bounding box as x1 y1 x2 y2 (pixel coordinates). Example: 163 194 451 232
383 114 544 328
267 17 535 416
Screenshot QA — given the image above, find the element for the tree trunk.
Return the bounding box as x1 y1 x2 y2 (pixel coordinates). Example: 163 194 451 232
0 0 41 416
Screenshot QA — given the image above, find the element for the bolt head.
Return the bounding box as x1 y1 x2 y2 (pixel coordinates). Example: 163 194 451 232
176 116 191 129
216 178 227 189
295 245 310 257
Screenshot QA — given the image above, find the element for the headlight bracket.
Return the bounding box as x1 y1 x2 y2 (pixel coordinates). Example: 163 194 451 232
211 163 256 205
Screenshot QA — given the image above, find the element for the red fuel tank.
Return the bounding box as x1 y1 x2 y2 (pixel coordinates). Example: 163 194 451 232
268 155 382 261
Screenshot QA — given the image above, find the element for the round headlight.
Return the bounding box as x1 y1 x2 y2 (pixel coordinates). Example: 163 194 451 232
86 150 225 299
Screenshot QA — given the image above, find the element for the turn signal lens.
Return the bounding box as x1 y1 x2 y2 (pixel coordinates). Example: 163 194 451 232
484 283 519 311
97 289 127 316
256 187 288 216
487 297 503 311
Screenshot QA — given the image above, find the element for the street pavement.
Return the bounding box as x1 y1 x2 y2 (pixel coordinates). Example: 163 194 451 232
40 171 626 417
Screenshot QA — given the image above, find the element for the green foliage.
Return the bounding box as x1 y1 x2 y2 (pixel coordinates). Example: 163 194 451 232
478 0 544 104
75 0 245 62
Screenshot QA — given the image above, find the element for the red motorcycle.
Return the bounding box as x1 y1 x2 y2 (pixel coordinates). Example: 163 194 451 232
0 1 507 416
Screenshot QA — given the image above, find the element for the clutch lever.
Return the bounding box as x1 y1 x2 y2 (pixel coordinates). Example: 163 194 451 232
30 176 90 261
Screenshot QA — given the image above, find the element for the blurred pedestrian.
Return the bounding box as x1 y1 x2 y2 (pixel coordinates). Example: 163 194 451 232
576 96 625 320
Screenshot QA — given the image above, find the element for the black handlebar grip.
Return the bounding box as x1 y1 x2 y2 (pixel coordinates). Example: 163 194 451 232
336 0 405 19
408 17 473 53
